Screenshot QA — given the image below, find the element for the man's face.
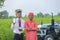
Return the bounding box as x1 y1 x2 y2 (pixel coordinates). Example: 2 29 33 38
28 16 34 20
16 12 22 18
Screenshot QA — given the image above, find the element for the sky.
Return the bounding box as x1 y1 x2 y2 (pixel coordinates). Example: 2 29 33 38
0 0 60 16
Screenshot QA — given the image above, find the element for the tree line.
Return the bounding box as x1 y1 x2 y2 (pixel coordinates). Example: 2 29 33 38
0 10 60 19
36 12 60 18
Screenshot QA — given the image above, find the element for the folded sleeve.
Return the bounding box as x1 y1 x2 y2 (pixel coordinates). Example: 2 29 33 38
13 18 15 23
11 18 15 29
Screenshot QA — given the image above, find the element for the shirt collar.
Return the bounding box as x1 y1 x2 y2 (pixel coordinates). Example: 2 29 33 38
16 18 21 20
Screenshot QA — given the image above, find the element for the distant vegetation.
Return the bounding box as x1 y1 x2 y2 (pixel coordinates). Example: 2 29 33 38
0 10 9 19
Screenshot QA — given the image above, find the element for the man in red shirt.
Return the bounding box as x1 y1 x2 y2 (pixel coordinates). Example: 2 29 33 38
25 12 38 40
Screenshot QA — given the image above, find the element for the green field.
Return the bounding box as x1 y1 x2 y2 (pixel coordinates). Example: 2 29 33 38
0 16 60 40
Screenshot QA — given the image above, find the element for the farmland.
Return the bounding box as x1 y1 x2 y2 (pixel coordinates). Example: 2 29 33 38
0 16 60 40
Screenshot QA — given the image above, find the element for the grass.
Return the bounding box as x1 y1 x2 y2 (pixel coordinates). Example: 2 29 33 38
0 16 60 40
0 19 14 40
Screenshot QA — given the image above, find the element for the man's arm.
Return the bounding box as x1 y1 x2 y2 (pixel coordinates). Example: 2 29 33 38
25 22 30 31
11 18 15 29
32 22 37 31
22 20 25 31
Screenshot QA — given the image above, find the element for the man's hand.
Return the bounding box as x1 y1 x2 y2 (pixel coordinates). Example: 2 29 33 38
19 29 22 31
30 27 33 31
13 23 15 24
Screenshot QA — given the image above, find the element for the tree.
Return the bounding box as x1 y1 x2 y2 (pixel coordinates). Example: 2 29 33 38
37 12 44 17
0 0 5 7
44 13 51 17
57 13 60 16
0 10 9 19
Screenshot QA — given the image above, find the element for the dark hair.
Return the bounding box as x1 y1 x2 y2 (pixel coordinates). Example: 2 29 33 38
15 9 22 13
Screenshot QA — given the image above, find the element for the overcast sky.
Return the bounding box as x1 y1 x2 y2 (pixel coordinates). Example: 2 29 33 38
0 0 60 16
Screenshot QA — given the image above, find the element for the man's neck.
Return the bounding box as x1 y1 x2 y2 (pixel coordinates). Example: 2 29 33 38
30 19 33 21
17 17 21 18
17 17 21 19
